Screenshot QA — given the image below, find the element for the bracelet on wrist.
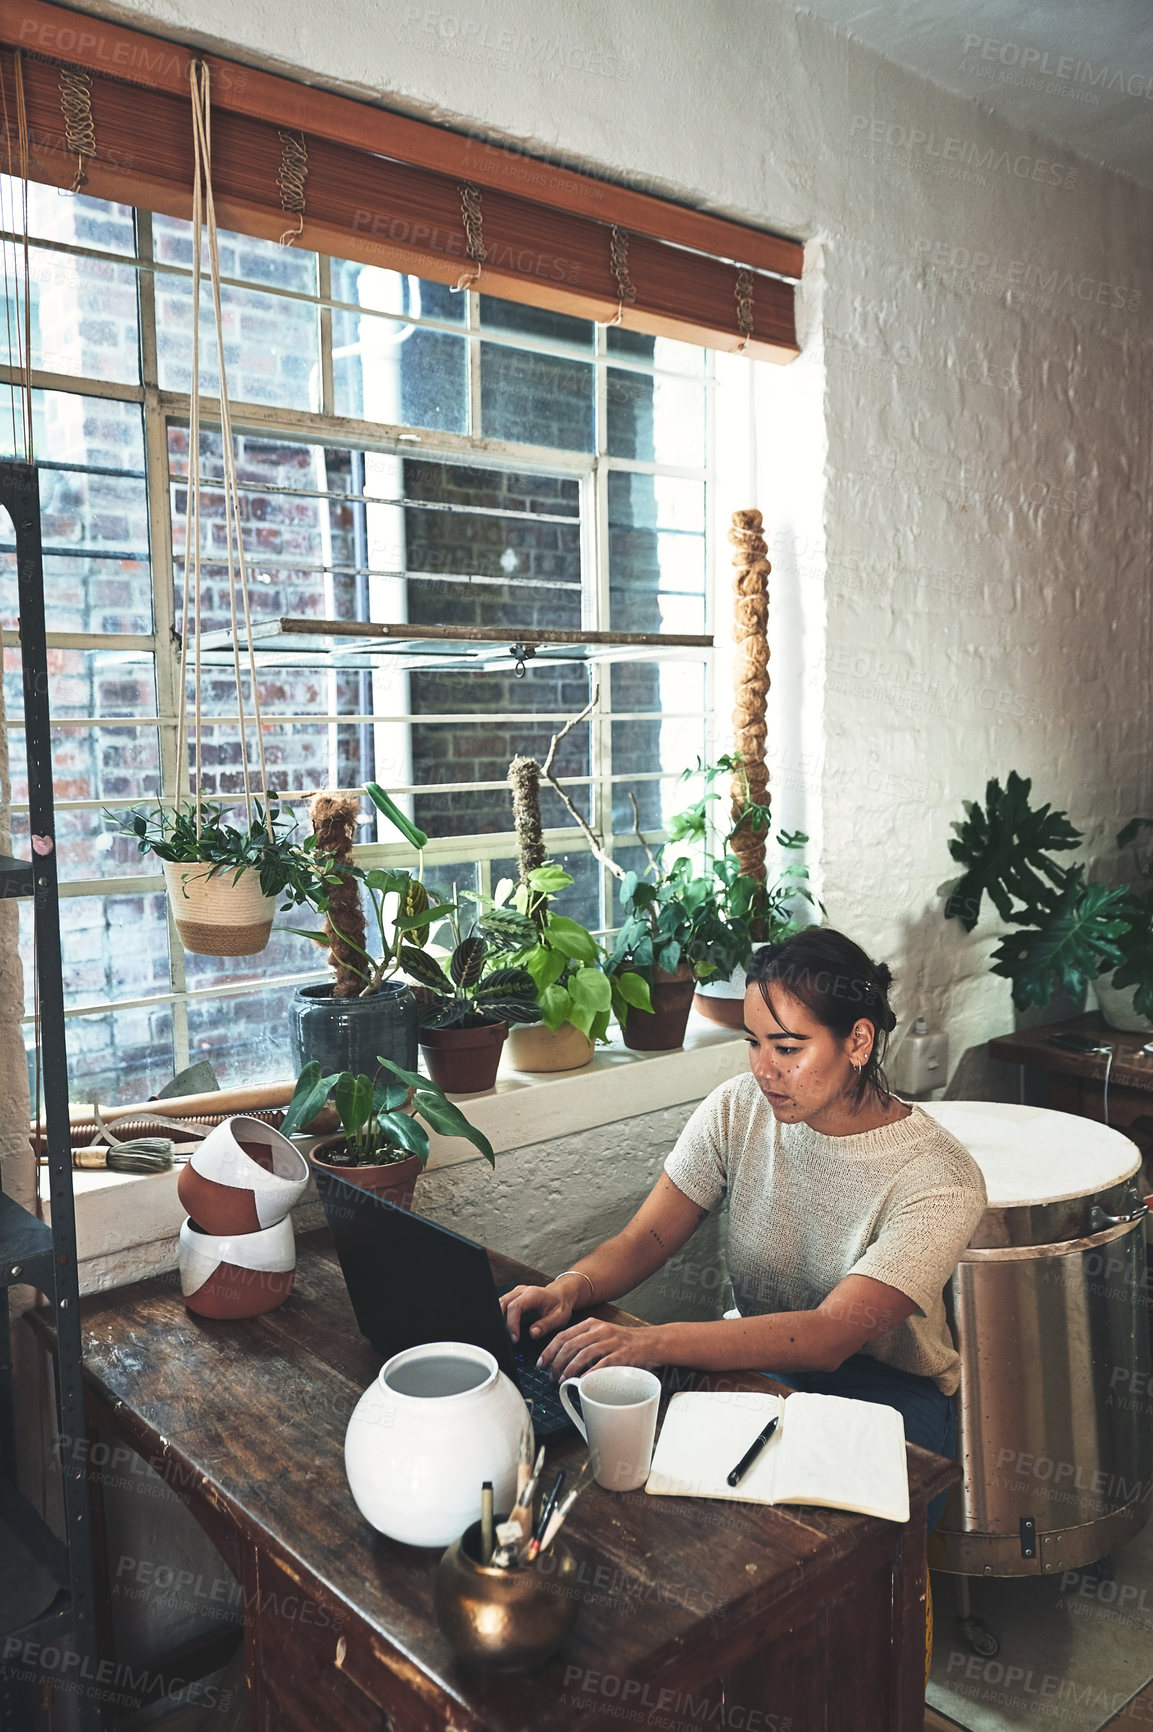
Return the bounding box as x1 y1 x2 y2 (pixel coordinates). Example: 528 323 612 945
556 1268 596 1304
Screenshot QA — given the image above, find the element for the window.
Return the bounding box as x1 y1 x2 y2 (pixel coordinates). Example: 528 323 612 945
0 184 714 1103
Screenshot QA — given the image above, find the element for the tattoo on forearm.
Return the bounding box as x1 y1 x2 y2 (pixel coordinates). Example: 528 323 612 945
649 1228 665 1249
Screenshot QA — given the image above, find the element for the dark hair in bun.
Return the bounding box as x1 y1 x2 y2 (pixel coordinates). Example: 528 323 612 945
746 928 897 1105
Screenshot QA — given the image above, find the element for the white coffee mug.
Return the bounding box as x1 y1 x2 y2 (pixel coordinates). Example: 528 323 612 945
559 1365 662 1491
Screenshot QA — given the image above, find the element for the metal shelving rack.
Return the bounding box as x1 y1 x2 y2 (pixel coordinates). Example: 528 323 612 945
0 461 101 1731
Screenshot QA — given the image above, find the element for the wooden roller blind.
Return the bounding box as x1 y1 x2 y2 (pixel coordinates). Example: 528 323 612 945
0 0 802 361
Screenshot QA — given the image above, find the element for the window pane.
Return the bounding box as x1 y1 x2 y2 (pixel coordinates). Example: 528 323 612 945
153 216 317 292
608 473 706 635
607 327 706 373
0 180 136 255
6 652 160 851
332 267 466 432
480 296 592 351
480 343 593 451
0 249 140 384
607 369 706 468
0 389 144 469
21 890 172 1016
156 277 319 409
332 264 464 324
0 465 151 636
611 773 702 839
27 1003 176 1109
186 986 297 1088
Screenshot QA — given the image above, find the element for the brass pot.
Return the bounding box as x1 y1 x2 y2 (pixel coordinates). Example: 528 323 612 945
434 1517 579 1672
506 1021 594 1073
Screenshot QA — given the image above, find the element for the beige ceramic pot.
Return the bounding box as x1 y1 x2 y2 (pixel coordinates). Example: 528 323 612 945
506 1022 594 1073
163 860 277 957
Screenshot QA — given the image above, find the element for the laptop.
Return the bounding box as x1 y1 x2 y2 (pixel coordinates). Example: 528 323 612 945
317 1169 576 1439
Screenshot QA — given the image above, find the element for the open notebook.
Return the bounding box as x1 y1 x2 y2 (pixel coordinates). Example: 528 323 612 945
645 1388 909 1523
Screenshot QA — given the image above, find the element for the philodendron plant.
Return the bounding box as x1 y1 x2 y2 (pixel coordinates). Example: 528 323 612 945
280 1056 495 1167
499 862 632 1043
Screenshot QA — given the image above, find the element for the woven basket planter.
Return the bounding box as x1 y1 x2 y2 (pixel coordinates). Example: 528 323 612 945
163 860 278 957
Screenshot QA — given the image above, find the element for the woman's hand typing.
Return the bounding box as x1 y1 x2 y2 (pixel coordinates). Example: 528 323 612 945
499 1280 575 1343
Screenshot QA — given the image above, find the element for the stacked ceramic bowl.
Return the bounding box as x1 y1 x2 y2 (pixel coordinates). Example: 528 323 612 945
176 1116 309 1319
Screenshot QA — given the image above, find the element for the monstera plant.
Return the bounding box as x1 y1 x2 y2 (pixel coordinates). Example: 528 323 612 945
941 772 1143 1017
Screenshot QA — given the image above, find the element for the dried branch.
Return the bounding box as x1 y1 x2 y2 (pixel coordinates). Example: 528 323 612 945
628 791 660 876
541 688 626 882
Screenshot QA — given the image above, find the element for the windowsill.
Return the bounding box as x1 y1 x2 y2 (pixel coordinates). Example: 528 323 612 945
40 1014 747 1292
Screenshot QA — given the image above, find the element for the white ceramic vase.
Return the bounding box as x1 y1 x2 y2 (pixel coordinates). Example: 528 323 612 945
344 1341 530 1548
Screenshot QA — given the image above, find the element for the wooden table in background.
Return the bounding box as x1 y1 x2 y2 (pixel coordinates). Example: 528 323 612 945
36 1232 957 1731
987 1010 1153 1171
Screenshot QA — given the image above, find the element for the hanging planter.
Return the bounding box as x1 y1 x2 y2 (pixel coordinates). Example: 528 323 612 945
163 860 278 957
106 64 326 960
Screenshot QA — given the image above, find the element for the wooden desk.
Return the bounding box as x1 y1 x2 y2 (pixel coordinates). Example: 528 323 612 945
987 1010 1153 1169
40 1232 957 1731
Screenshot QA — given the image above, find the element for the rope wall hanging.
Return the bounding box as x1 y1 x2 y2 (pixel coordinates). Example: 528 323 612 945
735 267 755 353
167 60 282 958
452 181 486 290
607 224 636 326
276 128 308 245
59 66 97 193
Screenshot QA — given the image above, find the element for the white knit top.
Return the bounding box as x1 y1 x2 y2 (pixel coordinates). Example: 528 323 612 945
664 1074 988 1395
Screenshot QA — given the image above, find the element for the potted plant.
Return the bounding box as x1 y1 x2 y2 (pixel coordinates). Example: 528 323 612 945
280 1056 495 1213
287 784 451 1076
401 903 541 1093
109 797 330 957
499 755 623 1071
941 772 1136 1023
1104 819 1153 1028
606 858 712 1051
492 863 617 1072
666 756 819 1029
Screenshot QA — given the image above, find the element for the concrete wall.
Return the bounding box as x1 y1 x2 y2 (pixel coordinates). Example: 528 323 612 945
76 0 1153 1074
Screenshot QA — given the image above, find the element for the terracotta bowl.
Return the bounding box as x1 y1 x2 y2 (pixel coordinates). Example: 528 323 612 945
177 1114 310 1236
178 1215 296 1320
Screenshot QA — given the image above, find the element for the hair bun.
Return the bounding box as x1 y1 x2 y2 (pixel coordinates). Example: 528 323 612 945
873 962 894 994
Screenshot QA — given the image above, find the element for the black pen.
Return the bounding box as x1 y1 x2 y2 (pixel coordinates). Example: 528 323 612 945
726 1417 778 1487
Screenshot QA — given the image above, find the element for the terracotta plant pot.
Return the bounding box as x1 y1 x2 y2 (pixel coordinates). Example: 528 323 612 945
163 860 277 957
621 963 695 1053
310 1139 423 1213
177 1114 310 1236
506 1022 594 1073
692 992 745 1030
419 1023 507 1093
178 1215 296 1320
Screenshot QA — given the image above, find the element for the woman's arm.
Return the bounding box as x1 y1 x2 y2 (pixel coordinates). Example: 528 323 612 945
501 1174 710 1343
536 1273 920 1378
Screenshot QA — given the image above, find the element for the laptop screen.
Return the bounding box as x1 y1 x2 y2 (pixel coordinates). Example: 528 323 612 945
318 1169 523 1379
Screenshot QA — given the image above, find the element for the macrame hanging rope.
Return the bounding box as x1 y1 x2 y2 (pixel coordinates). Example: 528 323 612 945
452 182 486 290
276 129 308 246
735 265 755 353
174 61 273 840
728 507 770 886
607 224 636 326
59 67 97 194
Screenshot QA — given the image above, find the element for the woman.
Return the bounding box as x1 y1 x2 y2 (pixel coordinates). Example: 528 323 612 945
501 928 988 1529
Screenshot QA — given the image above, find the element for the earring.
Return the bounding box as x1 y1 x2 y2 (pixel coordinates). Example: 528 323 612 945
852 1061 863 1076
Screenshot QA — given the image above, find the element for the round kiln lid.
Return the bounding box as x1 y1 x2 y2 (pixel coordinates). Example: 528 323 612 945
923 1101 1140 1207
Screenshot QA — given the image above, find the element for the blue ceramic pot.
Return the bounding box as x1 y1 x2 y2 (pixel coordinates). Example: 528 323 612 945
290 980 418 1077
